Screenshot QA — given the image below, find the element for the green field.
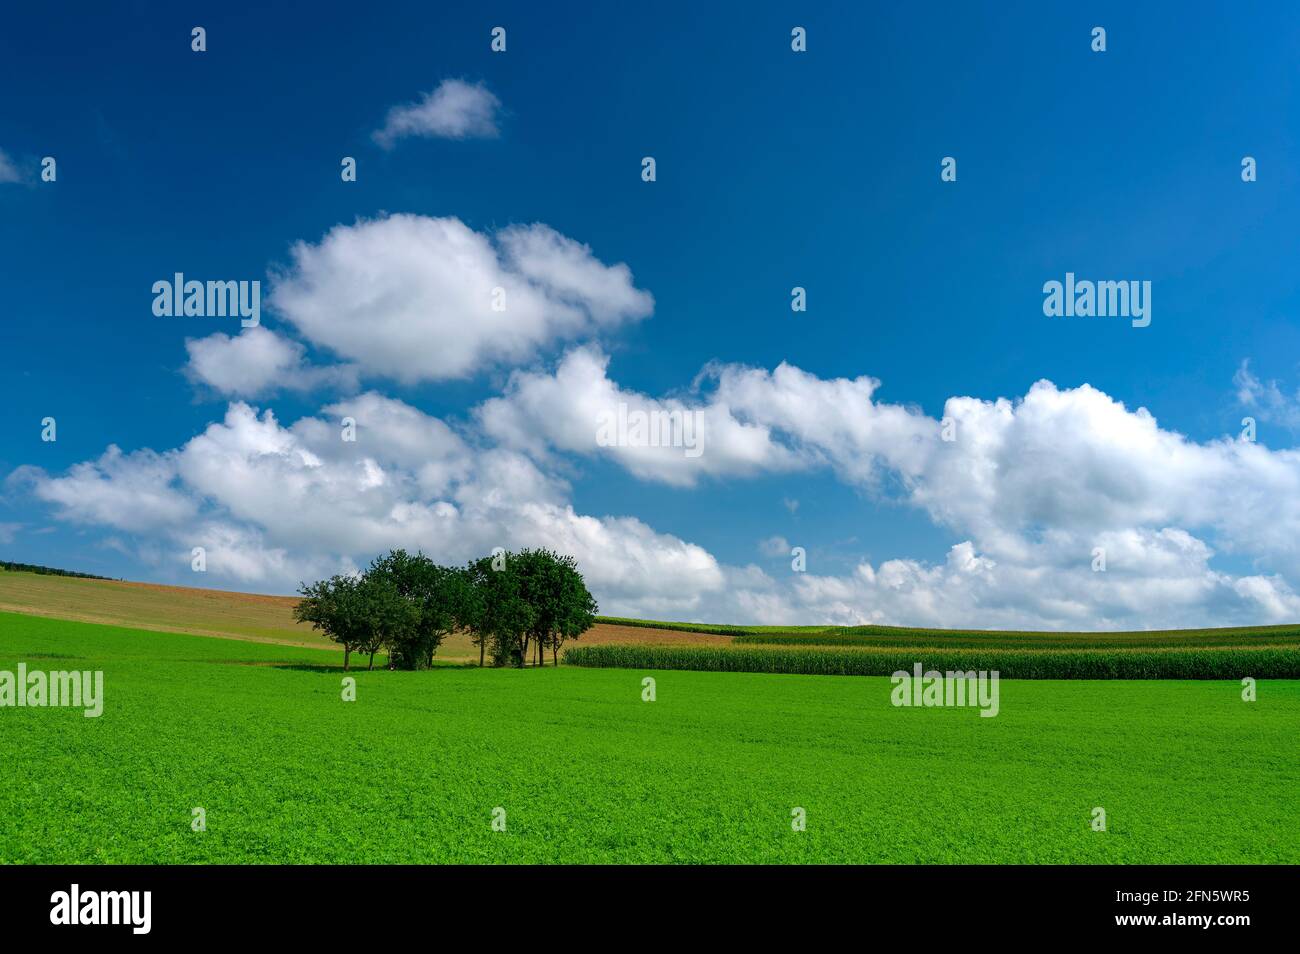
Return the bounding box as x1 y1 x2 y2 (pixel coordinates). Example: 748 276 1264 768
2 611 1297 864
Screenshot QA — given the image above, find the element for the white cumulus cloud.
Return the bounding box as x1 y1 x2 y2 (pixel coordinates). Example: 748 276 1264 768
184 327 359 397
268 215 653 384
373 79 501 147
478 347 802 486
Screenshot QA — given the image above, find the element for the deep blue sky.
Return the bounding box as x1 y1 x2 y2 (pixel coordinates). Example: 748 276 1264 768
2 1 1298 598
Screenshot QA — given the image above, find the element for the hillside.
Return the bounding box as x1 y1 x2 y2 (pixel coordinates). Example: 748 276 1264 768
0 569 728 661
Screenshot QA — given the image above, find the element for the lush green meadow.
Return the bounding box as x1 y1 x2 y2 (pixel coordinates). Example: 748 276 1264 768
2 611 1297 864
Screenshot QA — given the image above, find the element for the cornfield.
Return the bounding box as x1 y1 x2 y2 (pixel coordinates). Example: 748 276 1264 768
563 643 1300 679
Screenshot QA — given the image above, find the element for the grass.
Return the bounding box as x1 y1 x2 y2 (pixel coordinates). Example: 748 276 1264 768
1 611 1297 863
564 643 1300 679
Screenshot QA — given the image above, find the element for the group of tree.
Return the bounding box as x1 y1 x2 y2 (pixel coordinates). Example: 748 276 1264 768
0 560 115 580
293 548 598 671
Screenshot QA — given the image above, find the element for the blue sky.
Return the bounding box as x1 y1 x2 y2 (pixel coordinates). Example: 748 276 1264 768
3 2 1300 627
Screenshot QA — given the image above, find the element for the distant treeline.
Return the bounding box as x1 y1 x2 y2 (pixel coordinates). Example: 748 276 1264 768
0 560 116 581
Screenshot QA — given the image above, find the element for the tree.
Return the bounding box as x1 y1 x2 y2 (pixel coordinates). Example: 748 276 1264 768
513 548 598 665
552 555 598 664
294 573 366 670
458 559 491 666
368 550 469 670
352 571 420 671
464 553 534 667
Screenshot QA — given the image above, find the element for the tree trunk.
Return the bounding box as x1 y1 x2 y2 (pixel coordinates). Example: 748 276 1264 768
368 651 375 671
344 647 351 671
552 644 558 666
479 640 485 667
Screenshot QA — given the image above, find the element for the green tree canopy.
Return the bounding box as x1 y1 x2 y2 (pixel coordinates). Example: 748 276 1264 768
294 573 365 670
368 550 471 670
514 548 598 665
296 548 596 670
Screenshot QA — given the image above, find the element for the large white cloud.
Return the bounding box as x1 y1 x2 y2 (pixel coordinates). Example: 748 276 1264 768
267 215 653 383
471 349 1300 626
11 397 723 608
913 382 1300 574
373 79 501 147
14 347 1300 627
484 349 1300 567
